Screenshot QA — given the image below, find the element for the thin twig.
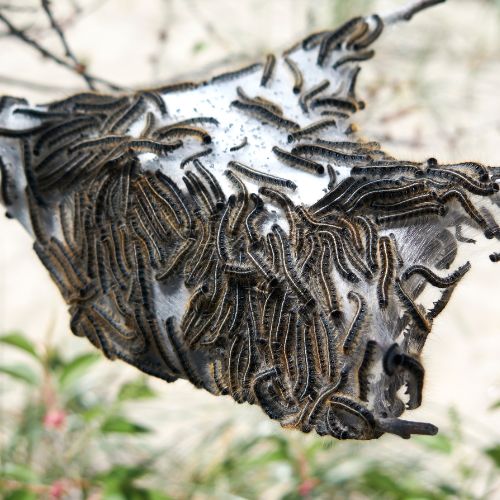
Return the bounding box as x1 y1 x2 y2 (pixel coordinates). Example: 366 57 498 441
0 73 80 92
383 0 447 25
0 11 124 91
40 0 94 89
150 0 173 80
187 0 232 51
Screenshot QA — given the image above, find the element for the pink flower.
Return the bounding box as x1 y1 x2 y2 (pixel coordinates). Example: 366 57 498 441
49 480 66 499
43 409 66 430
298 478 318 497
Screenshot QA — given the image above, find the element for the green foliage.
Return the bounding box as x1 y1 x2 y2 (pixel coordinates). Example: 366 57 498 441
4 491 38 500
0 332 39 359
58 352 101 389
118 378 157 401
97 465 173 500
484 446 500 468
0 363 38 385
415 433 453 454
1 331 499 499
489 400 500 411
101 416 151 435
192 41 207 54
0 331 160 498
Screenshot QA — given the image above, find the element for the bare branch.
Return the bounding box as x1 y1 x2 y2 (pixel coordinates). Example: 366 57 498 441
40 0 95 90
383 0 447 25
0 73 80 93
187 0 232 51
0 11 125 92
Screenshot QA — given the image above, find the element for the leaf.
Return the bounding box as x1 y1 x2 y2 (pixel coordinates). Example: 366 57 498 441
2 463 39 483
416 434 453 454
489 400 500 411
98 465 156 500
484 445 500 468
0 332 39 359
246 448 289 467
118 379 156 401
98 464 148 483
0 363 38 385
192 41 207 54
58 352 100 388
361 468 404 494
101 416 150 434
146 491 174 500
4 491 38 500
438 483 460 496
81 404 107 422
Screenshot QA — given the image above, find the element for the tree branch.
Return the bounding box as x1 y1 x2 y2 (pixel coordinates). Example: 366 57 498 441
0 73 80 93
0 11 125 92
383 0 447 25
40 0 95 90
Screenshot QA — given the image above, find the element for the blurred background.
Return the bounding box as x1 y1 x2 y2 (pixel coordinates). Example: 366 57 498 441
1 0 499 498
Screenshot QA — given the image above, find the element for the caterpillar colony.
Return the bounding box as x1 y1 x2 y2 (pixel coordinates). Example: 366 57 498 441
1 1 498 440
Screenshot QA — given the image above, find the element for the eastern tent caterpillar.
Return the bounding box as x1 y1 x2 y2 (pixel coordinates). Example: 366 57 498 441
272 146 324 175
332 50 375 70
229 136 248 152
343 291 367 353
310 96 358 114
395 279 432 333
287 119 338 143
377 236 394 308
358 340 377 402
402 262 471 288
316 17 364 66
352 14 384 50
260 54 276 87
210 62 263 84
299 79 330 113
154 125 211 144
284 56 304 94
376 203 445 225
228 160 297 190
230 100 300 131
